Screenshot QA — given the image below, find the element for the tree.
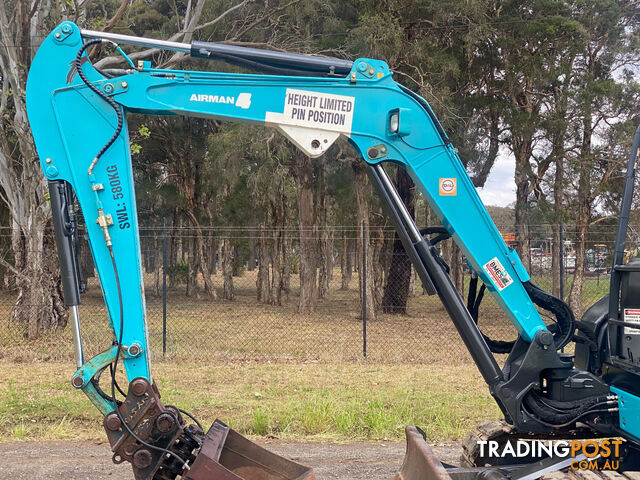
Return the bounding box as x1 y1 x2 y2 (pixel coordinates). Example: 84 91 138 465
566 0 640 313
0 0 72 338
381 167 414 314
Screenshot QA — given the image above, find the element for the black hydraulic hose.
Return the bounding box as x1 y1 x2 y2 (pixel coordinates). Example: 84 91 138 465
524 392 611 425
74 40 188 470
467 273 516 354
524 281 574 350
108 247 189 470
75 39 124 167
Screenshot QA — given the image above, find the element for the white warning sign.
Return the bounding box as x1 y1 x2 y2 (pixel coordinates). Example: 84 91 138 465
624 308 640 335
483 257 513 291
266 88 355 134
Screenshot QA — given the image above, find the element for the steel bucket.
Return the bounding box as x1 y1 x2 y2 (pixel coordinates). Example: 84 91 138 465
184 419 314 480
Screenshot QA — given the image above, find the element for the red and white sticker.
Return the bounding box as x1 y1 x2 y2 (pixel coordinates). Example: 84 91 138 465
624 308 640 335
439 178 457 196
483 257 513 291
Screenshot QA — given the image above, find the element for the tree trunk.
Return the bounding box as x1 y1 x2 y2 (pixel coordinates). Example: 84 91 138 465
317 159 330 298
514 153 532 272
184 210 217 299
281 230 291 302
11 223 68 339
257 224 271 303
153 232 162 297
341 234 351 290
353 160 376 321
270 202 282 306
0 2 68 339
451 243 464 293
248 233 256 272
186 236 198 297
551 156 565 299
294 153 318 312
210 235 218 275
382 167 414 313
569 109 593 316
223 238 234 301
371 223 385 309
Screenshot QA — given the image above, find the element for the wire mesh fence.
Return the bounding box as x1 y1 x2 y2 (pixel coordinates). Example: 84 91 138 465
0 223 625 364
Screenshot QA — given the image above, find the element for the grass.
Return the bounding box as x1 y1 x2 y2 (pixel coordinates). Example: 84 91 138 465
0 270 607 444
0 270 609 364
0 361 501 444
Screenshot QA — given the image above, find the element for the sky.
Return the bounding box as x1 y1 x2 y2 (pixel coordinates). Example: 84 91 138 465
476 154 516 207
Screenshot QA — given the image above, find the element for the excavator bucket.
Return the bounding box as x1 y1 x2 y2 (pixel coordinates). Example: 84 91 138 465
185 421 456 480
184 419 315 480
394 427 452 480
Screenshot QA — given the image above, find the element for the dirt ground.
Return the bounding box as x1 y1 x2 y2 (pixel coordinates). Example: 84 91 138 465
0 439 461 479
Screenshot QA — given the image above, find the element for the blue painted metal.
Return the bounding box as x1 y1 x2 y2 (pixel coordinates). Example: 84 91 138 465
26 22 547 401
611 386 640 440
72 345 128 414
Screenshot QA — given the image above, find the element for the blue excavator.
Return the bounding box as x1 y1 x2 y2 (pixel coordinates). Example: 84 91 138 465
25 22 640 480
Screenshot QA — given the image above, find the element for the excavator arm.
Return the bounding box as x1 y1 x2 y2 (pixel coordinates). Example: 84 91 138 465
25 22 639 480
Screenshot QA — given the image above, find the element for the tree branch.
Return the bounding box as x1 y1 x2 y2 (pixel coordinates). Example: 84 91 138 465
193 0 253 32
0 256 31 283
230 0 301 41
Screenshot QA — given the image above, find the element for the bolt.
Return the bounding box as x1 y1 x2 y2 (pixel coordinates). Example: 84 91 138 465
121 81 128 89
71 375 84 388
357 62 367 72
536 330 554 348
380 146 387 155
61 24 72 34
130 378 148 397
105 413 122 431
104 83 114 94
127 343 141 357
46 165 59 178
367 147 379 159
124 444 138 456
45 157 52 164
368 68 375 75
155 413 175 433
311 139 321 149
132 449 153 469
54 32 61 39
350 72 357 83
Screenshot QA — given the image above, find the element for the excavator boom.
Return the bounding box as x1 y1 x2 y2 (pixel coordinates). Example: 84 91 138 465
25 22 640 480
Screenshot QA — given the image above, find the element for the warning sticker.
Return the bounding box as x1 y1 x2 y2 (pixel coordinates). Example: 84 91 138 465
266 88 355 134
439 178 457 196
483 257 513 291
624 308 640 335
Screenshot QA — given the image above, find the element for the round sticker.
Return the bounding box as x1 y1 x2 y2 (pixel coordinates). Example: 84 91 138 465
441 180 454 192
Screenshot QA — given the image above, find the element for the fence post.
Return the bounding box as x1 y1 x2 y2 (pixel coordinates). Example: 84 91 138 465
559 222 564 301
362 220 367 358
162 217 167 357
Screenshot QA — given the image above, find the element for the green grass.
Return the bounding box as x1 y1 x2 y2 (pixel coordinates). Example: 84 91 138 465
0 271 609 365
0 270 607 445
0 361 500 443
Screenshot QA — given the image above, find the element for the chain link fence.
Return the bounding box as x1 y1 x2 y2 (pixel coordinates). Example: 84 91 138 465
0 223 626 364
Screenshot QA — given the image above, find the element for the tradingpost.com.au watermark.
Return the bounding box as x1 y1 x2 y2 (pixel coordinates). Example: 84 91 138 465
477 439 623 471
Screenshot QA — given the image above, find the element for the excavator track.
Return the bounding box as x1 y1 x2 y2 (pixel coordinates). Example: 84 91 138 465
461 420 608 468
460 420 640 479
